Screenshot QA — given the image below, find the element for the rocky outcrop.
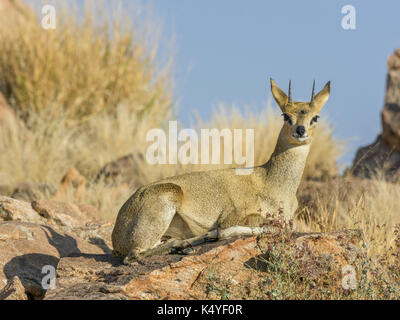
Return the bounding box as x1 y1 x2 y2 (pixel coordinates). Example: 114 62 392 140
0 196 102 229
352 48 400 180
0 221 104 299
31 200 100 229
72 223 114 254
44 230 366 300
0 186 384 300
0 196 47 224
0 194 112 299
95 154 144 186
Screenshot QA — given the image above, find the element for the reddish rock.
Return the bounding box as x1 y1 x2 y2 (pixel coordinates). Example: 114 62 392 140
78 204 101 222
352 48 400 180
0 221 104 299
71 223 114 254
0 196 45 224
31 200 95 229
44 230 366 300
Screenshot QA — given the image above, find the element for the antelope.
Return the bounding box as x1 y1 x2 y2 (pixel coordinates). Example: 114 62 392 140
112 78 331 263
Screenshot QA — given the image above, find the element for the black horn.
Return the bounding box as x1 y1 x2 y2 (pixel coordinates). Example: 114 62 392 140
288 80 292 104
310 80 316 106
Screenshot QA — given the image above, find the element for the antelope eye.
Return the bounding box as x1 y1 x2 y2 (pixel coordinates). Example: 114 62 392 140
310 115 320 125
282 113 293 125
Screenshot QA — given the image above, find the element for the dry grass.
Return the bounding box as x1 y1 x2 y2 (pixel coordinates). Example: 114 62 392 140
0 0 172 123
203 227 400 300
296 176 400 259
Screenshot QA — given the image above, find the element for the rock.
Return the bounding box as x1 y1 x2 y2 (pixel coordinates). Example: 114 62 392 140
44 230 366 300
70 223 114 254
45 254 130 300
95 154 144 186
55 168 86 202
11 182 56 202
352 48 400 180
31 200 98 229
1 195 101 230
351 135 400 180
0 196 46 224
387 49 400 70
0 221 104 299
77 204 101 222
0 276 28 300
382 71 400 151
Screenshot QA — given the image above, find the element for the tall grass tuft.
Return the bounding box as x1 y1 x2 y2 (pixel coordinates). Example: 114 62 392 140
0 0 172 123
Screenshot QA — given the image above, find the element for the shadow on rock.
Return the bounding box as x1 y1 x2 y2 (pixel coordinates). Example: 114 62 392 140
2 224 117 299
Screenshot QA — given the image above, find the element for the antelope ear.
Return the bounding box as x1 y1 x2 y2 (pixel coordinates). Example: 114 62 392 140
270 78 288 111
313 81 330 111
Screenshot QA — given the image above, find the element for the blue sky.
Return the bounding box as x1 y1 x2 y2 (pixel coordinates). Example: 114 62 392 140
28 0 400 166
149 0 400 166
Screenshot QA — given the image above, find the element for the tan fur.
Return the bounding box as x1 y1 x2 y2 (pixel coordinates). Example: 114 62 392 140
112 79 331 261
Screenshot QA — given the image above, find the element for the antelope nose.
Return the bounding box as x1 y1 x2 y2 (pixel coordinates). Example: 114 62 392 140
296 126 306 137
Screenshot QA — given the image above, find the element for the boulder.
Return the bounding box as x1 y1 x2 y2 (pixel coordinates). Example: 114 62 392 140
44 230 366 300
77 204 101 222
0 221 104 299
351 135 400 180
31 200 100 229
0 195 100 230
352 48 400 180
0 195 46 224
95 154 144 186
